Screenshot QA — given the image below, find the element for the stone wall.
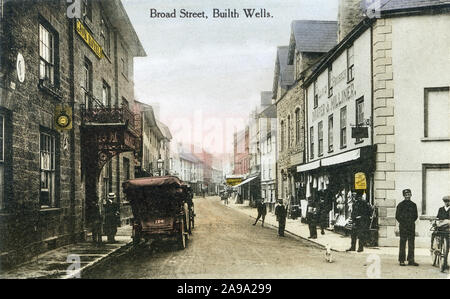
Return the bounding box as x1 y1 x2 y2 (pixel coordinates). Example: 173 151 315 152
372 18 397 246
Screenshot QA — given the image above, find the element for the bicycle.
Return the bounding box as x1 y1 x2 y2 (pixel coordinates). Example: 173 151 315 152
430 219 450 273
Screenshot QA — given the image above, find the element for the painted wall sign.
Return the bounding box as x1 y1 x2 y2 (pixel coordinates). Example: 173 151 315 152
16 53 25 83
76 20 103 59
312 82 356 122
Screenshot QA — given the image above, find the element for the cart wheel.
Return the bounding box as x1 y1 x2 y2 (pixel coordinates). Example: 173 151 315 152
439 237 448 272
178 219 186 250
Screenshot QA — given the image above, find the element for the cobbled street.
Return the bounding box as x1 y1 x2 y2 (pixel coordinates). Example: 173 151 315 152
85 197 448 279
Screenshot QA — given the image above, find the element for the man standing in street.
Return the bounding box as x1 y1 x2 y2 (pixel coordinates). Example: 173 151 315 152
307 197 318 239
253 200 267 227
275 199 287 237
395 189 419 266
347 191 372 252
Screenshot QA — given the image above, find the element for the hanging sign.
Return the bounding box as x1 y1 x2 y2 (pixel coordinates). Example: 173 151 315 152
354 172 367 190
17 53 26 83
55 105 73 131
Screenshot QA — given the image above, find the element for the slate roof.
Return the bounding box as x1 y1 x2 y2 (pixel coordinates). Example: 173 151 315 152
375 0 450 12
277 46 295 88
290 20 338 54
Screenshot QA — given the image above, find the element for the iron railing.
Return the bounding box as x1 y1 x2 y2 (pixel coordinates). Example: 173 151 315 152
80 93 137 132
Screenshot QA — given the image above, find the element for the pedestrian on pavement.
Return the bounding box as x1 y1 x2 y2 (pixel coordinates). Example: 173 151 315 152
253 200 267 227
318 192 329 235
104 193 120 243
395 188 419 266
433 195 450 271
90 201 103 246
307 197 318 239
347 190 372 252
275 199 287 236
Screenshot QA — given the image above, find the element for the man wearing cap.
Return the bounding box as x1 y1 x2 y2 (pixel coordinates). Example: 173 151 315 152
275 199 287 237
395 189 419 266
435 196 450 270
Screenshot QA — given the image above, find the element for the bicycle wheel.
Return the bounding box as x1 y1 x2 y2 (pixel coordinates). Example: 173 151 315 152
431 235 439 266
439 237 448 272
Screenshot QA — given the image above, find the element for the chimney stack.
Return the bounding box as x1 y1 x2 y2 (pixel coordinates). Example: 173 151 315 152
338 0 365 42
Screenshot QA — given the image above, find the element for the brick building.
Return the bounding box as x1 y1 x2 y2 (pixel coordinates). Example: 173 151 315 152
0 0 145 267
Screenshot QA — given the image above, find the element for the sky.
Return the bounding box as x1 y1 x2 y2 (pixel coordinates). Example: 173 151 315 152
122 0 338 154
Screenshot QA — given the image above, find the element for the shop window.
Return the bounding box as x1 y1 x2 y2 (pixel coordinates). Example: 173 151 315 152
355 97 364 143
313 81 318 108
318 121 323 156
102 80 111 108
340 106 347 148
39 21 58 87
422 164 450 215
100 16 111 57
328 114 334 152
328 66 333 98
424 87 449 138
310 126 314 159
40 131 57 207
347 45 354 82
0 114 4 209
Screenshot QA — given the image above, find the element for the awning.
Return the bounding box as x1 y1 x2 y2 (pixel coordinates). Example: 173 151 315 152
233 176 259 188
297 160 321 173
321 148 360 167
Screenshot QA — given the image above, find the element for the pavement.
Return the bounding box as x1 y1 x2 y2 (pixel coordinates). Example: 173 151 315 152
0 225 133 279
223 199 431 257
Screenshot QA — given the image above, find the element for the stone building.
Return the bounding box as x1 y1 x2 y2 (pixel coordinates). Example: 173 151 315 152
274 20 338 209
0 0 145 267
301 0 450 247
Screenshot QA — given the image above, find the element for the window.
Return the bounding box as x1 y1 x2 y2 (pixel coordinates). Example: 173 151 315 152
328 66 333 97
123 157 130 181
280 121 285 152
287 115 291 148
340 106 347 148
328 114 334 152
121 45 128 78
318 121 323 156
347 45 354 82
82 58 92 108
82 0 92 21
0 114 4 209
295 108 301 144
313 81 318 108
40 131 56 207
102 80 111 107
424 87 449 138
422 164 450 215
100 17 111 57
356 97 365 143
39 23 56 85
122 97 129 109
310 126 314 159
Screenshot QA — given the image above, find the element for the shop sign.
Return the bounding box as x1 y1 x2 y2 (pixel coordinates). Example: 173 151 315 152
76 20 103 59
312 82 357 122
352 126 369 139
355 172 367 190
226 178 242 186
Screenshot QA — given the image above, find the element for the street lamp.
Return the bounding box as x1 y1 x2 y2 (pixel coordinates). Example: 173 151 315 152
157 157 164 176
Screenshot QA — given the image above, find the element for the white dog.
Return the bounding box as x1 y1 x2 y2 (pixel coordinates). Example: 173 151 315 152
325 244 333 263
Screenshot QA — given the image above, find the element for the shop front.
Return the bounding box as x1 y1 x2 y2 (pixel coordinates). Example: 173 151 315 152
297 146 378 244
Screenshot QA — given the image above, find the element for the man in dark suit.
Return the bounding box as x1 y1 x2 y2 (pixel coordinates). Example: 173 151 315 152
253 200 267 227
275 200 287 237
395 189 419 266
347 191 372 252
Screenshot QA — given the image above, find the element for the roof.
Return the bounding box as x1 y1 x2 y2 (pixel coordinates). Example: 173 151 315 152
290 20 338 55
179 152 200 163
375 0 450 12
259 103 277 119
122 176 183 190
276 46 295 88
156 120 173 140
